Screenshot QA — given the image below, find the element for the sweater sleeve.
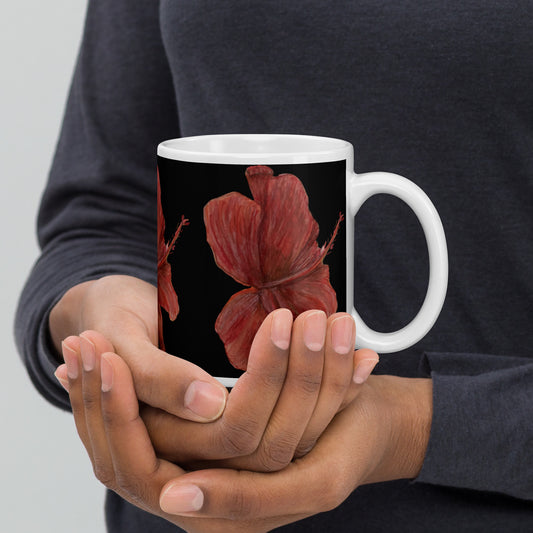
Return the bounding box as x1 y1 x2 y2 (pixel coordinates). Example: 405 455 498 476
414 351 533 501
14 0 179 410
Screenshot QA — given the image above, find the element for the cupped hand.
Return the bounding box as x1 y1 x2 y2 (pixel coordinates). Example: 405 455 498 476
54 333 430 533
57 304 379 472
50 275 228 422
141 309 379 471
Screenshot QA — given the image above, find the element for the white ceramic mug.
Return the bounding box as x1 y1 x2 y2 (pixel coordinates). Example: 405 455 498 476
157 134 448 385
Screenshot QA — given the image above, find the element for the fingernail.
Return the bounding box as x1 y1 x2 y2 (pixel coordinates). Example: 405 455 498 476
160 483 204 514
54 365 70 392
100 354 113 392
184 381 227 421
303 311 327 352
62 341 79 379
80 334 96 372
353 359 378 384
270 308 292 350
331 316 355 354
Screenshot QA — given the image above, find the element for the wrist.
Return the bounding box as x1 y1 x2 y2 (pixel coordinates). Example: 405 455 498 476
361 375 433 484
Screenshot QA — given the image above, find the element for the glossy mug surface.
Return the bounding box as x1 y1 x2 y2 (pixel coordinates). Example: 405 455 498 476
157 134 448 386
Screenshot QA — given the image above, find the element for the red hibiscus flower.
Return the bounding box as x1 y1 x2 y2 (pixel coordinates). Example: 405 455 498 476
158 170 188 350
204 165 342 370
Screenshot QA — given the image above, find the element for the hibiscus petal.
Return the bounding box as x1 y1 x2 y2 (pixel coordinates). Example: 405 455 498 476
245 167 322 282
267 263 338 317
204 191 263 286
244 165 274 205
215 288 268 370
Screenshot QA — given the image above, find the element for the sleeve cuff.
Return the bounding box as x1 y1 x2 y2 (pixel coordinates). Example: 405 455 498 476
414 351 533 501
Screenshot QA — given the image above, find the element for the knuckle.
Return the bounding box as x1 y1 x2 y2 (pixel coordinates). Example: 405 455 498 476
115 470 145 500
82 388 99 412
100 408 118 431
102 404 140 431
218 420 261 457
257 438 295 471
224 484 258 520
93 461 116 489
325 375 350 398
294 438 317 459
68 393 84 414
293 371 322 395
101 406 117 428
114 459 161 506
254 369 286 390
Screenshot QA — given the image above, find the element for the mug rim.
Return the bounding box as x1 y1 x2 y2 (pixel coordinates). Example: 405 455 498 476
157 134 352 164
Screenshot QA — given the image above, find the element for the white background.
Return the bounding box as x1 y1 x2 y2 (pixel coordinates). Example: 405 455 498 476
0 2 107 531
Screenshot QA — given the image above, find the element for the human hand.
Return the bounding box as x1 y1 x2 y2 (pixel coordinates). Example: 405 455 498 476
54 338 430 533
56 306 379 472
140 308 379 471
50 275 228 422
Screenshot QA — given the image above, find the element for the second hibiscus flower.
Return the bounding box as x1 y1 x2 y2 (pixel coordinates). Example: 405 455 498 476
157 170 188 351
204 165 343 370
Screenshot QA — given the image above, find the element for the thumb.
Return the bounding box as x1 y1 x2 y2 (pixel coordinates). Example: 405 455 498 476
84 329 228 423
340 348 379 409
134 344 228 422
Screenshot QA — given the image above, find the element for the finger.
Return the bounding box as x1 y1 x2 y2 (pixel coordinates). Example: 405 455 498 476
62 336 93 456
54 364 69 392
144 309 292 463
159 403 366 521
74 275 229 422
336 348 380 411
352 348 380 385
295 313 355 457
214 308 293 457
79 329 115 356
79 333 115 486
100 351 186 513
242 310 326 471
160 455 340 520
115 331 228 423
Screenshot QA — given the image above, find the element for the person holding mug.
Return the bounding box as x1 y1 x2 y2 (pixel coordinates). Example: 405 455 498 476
15 1 533 532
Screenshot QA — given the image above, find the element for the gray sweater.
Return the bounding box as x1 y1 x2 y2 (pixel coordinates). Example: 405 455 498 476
15 1 533 531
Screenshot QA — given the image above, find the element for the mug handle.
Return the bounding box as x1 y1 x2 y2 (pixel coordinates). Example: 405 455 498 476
346 171 448 353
